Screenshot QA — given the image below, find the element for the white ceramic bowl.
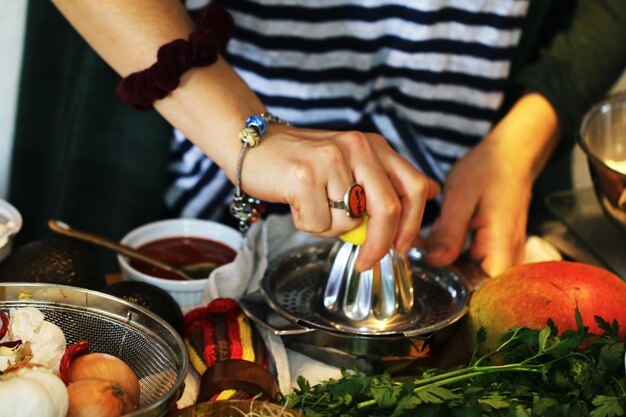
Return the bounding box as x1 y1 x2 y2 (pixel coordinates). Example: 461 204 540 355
118 218 243 307
0 200 23 263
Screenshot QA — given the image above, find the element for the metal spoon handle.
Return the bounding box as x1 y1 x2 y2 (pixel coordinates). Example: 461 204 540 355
47 219 192 280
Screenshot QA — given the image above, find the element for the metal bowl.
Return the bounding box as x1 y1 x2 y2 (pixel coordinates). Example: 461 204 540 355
0 283 188 417
578 91 626 232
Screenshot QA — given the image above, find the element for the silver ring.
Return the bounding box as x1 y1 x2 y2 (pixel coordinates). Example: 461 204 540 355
328 183 366 219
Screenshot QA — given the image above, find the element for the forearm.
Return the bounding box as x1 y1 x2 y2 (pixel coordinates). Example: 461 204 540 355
155 60 266 178
51 0 194 73
485 93 562 182
51 0 265 180
515 1 626 138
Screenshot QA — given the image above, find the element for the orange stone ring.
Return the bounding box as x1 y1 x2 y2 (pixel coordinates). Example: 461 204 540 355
328 183 366 219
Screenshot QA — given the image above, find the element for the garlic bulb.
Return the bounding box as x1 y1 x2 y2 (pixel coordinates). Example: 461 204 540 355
0 366 68 417
0 344 20 372
8 307 66 372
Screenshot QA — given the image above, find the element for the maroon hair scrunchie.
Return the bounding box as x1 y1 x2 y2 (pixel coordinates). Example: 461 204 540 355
116 4 235 111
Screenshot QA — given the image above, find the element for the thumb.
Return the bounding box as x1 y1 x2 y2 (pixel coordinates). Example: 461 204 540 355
425 182 476 265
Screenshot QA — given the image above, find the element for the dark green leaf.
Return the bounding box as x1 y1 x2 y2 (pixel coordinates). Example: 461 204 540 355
590 395 625 417
296 375 311 392
515 327 544 350
329 372 369 400
567 400 591 417
544 332 582 358
533 396 560 416
301 407 324 417
415 385 455 404
370 383 398 408
390 394 421 417
469 327 487 365
551 369 575 391
477 393 510 409
574 307 589 338
538 327 551 354
453 405 486 417
598 343 625 370
594 316 620 339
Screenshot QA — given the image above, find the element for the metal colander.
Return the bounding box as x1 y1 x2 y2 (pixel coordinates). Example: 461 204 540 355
0 283 188 417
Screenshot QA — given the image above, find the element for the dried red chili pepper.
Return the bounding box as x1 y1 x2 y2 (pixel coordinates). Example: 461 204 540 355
0 311 8 340
59 340 90 385
0 340 21 349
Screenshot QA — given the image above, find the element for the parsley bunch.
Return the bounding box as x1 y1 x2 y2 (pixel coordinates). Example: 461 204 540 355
283 310 625 417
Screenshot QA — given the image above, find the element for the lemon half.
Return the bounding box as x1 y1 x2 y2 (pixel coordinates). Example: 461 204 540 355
339 215 368 246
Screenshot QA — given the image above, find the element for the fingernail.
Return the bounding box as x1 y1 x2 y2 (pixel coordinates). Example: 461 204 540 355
426 242 447 264
395 241 411 254
481 258 506 278
354 257 373 272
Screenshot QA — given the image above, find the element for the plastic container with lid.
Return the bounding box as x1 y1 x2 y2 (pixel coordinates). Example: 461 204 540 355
0 199 22 263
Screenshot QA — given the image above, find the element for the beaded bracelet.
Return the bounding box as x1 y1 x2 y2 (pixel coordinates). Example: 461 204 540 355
230 113 288 233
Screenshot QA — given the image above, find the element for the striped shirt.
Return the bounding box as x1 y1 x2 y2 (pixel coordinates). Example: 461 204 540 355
165 0 530 221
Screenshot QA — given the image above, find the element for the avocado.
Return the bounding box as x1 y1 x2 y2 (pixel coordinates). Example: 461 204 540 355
0 238 106 290
102 281 185 336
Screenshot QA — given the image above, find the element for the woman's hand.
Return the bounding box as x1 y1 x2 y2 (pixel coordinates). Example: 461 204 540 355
425 93 562 277
245 125 440 271
425 133 532 276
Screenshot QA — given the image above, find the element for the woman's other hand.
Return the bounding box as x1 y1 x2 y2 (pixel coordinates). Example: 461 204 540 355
425 93 562 277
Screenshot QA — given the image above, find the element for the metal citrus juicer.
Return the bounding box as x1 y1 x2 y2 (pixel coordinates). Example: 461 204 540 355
240 189 470 373
319 241 417 333
317 183 421 333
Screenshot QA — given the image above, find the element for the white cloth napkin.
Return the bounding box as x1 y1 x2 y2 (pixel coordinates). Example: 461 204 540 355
202 214 326 302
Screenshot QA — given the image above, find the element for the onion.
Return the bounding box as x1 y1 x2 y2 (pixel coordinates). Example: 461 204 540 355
68 353 140 407
67 379 134 417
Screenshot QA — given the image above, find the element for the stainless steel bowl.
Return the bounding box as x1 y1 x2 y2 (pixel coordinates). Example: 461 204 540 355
0 283 188 417
578 91 626 232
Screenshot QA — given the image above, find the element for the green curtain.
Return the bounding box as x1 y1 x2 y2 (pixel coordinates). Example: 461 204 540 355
8 1 172 272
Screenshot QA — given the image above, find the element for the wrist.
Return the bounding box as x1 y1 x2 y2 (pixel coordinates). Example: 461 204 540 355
155 59 267 180
486 93 562 181
230 113 289 232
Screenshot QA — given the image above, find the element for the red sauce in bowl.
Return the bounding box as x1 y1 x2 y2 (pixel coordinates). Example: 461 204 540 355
129 236 237 280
